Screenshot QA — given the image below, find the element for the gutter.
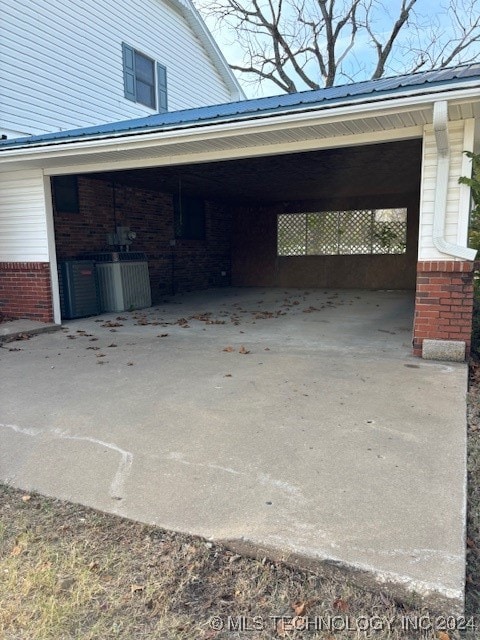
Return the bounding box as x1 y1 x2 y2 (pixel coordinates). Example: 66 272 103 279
432 100 477 261
2 84 480 161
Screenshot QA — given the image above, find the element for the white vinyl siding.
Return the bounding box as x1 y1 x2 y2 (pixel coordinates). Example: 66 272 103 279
418 120 475 261
0 0 235 137
0 170 49 261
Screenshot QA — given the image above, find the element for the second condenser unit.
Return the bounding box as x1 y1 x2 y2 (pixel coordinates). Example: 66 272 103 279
83 252 151 312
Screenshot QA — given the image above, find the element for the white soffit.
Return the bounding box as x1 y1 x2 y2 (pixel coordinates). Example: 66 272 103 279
1 98 480 175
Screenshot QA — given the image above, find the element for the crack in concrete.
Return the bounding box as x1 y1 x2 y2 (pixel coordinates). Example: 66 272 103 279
0 422 133 500
165 451 306 502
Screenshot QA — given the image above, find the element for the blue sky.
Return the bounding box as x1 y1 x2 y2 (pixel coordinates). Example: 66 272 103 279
195 0 480 97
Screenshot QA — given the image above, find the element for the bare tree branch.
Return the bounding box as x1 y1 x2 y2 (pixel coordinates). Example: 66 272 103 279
195 0 480 93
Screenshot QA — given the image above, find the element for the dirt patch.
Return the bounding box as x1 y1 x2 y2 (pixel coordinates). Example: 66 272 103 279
0 365 479 639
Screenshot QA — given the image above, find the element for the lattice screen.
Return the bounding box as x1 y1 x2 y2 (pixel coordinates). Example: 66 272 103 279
278 209 407 256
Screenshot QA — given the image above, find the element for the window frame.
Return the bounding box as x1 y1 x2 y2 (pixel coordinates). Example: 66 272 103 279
51 175 80 214
122 43 168 113
173 194 206 241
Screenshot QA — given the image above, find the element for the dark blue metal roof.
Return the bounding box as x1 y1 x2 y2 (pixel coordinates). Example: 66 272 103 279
2 63 480 150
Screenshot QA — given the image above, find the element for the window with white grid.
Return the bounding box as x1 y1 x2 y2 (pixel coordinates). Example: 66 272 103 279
277 209 407 256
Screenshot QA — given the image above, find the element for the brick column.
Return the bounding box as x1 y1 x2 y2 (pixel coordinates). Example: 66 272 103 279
0 262 54 322
413 260 475 358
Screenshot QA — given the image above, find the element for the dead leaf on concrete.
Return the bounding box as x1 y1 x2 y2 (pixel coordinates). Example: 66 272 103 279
224 374 232 377
223 346 234 352
107 343 117 348
127 362 134 366
158 334 169 338
101 321 123 328
238 346 250 354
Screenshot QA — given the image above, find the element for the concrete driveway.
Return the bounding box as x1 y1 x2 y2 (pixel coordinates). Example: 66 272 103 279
0 288 468 611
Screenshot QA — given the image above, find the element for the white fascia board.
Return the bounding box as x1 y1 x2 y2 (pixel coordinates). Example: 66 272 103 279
42 125 424 176
1 83 480 167
167 0 245 100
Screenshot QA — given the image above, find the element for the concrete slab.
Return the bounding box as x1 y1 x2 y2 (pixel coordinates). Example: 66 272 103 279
0 288 467 612
0 318 60 341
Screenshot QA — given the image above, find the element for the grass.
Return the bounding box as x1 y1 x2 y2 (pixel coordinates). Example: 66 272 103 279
1 379 480 639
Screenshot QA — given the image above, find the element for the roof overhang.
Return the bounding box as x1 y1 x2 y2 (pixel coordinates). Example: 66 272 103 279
1 85 479 175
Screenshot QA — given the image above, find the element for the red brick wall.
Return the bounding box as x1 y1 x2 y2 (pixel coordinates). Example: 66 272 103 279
53 177 232 301
0 262 53 322
413 260 475 357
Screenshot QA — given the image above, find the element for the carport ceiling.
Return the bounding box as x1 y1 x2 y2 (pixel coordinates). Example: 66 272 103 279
88 139 422 204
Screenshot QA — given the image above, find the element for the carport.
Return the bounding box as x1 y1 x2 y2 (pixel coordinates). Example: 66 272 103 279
51 139 421 302
0 64 479 358
1 65 479 610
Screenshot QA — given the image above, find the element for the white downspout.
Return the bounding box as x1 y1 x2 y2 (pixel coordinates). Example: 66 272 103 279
432 100 477 261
